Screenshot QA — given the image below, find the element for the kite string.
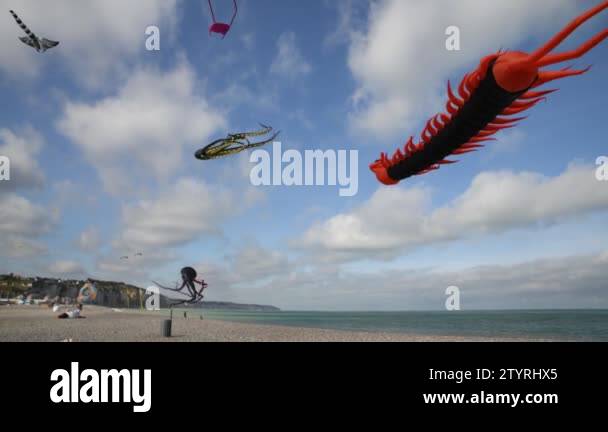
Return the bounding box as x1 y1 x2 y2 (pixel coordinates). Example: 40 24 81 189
230 0 238 27
208 0 238 26
208 0 217 23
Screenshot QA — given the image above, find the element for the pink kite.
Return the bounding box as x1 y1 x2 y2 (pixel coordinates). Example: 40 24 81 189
208 0 238 39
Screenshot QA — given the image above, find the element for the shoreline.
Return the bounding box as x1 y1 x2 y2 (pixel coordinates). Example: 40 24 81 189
0 305 555 342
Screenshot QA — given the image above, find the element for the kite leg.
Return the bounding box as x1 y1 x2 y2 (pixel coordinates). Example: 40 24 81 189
493 1 608 92
529 0 608 63
536 29 608 67
245 132 281 149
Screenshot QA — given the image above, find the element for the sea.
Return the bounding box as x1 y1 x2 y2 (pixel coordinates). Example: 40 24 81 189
179 309 608 341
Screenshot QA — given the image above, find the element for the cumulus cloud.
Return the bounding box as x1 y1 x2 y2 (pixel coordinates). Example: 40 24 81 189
96 249 171 277
48 260 86 276
189 245 294 303
270 32 312 80
323 0 367 49
76 227 101 252
113 177 235 251
0 193 55 238
0 236 47 259
0 193 56 258
0 0 178 86
0 127 44 192
91 169 263 284
298 164 608 260
346 0 576 136
0 129 57 259
58 61 226 195
214 245 290 285
190 243 608 310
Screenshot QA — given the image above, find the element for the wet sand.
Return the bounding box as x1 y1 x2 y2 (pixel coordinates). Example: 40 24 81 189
0 305 539 342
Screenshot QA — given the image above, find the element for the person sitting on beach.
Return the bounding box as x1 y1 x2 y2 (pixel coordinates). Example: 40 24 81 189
57 303 85 319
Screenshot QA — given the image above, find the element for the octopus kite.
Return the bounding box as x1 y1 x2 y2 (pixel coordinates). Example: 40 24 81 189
9 10 59 53
371 1 608 185
195 124 280 160
208 0 238 38
154 267 208 307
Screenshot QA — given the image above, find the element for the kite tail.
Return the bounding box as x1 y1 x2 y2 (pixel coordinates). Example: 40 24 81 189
10 10 37 39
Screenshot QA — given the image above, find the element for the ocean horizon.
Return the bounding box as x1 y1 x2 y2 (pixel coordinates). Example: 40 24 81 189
178 309 608 341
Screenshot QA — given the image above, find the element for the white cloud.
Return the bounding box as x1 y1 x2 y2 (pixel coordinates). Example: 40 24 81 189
299 164 608 259
0 127 44 192
191 244 608 310
76 227 101 252
0 0 178 86
48 260 86 276
190 245 294 303
58 61 226 195
270 32 312 80
0 193 56 258
323 0 367 49
0 236 47 259
90 177 243 284
346 0 576 136
227 245 290 282
114 177 235 251
96 249 171 276
0 193 55 238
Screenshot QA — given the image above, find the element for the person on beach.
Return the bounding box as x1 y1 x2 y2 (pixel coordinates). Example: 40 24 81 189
57 303 85 319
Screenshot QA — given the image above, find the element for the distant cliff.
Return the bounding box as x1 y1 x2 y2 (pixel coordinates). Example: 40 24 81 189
198 302 279 312
0 274 280 311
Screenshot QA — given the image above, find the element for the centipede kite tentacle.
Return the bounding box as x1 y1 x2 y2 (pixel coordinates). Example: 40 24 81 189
370 1 608 185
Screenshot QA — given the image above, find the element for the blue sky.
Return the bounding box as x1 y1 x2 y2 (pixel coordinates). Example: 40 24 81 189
1 0 607 310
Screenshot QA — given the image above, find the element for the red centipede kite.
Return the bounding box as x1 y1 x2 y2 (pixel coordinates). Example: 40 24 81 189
370 1 608 185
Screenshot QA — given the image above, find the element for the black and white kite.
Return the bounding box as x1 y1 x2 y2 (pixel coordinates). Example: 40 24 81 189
10 10 59 53
153 267 208 307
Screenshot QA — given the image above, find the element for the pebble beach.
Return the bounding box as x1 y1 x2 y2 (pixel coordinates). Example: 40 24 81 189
0 305 543 342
